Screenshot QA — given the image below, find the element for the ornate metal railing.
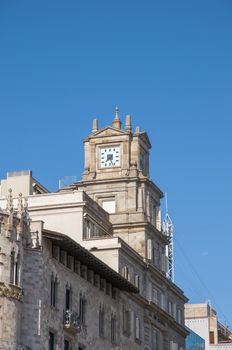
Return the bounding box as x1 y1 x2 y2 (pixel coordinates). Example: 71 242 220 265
63 310 81 333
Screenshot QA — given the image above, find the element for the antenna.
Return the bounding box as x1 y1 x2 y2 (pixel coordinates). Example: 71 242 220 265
59 176 77 190
162 193 174 282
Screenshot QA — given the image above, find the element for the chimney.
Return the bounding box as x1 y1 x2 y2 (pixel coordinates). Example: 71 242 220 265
125 115 132 131
92 118 98 133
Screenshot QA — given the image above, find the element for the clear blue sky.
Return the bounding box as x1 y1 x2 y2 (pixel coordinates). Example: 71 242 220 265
1 0 232 327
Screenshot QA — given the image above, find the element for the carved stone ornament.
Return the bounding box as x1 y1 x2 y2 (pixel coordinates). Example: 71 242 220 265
0 283 23 301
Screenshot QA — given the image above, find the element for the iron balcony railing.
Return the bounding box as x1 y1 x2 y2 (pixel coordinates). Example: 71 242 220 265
63 310 82 333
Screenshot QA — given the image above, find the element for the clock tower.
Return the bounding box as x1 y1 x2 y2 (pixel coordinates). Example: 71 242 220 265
75 108 167 265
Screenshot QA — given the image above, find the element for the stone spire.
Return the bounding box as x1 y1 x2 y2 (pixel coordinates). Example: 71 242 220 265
6 189 13 238
6 188 13 213
125 115 132 131
17 193 23 215
112 106 122 129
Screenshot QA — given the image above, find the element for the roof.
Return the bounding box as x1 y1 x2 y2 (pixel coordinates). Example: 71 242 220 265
43 229 138 293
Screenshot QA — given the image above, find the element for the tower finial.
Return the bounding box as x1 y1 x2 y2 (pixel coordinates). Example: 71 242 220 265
115 106 119 119
112 106 121 129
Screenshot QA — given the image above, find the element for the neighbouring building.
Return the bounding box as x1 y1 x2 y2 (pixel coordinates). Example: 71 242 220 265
185 303 232 350
185 326 205 350
0 110 189 349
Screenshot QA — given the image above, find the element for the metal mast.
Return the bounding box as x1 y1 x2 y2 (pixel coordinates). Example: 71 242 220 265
162 193 174 282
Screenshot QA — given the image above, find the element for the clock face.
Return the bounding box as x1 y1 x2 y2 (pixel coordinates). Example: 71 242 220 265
100 146 120 168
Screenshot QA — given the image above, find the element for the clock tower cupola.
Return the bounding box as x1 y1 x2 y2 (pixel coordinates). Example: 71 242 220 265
82 108 151 181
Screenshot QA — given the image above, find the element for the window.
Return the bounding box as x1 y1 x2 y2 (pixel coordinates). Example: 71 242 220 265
168 300 173 316
111 314 116 343
153 287 158 304
52 245 60 260
173 303 177 320
74 260 80 274
10 251 20 285
65 285 72 310
123 307 131 336
100 279 106 292
50 274 58 308
122 266 129 280
83 220 91 239
135 275 140 290
80 265 87 279
152 329 159 350
177 308 182 324
94 274 100 288
161 293 165 310
99 306 105 337
79 293 86 324
153 242 159 266
60 250 67 265
64 339 70 350
210 331 215 344
151 204 156 227
49 332 55 350
112 288 117 300
135 316 141 341
156 206 161 231
87 270 93 283
147 239 152 261
106 283 112 296
67 256 74 270
161 249 166 272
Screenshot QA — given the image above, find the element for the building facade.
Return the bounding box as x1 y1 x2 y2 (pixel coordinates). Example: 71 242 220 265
185 304 232 350
0 111 188 349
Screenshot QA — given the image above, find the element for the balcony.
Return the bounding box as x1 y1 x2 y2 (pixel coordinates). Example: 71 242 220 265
218 321 232 342
63 310 81 333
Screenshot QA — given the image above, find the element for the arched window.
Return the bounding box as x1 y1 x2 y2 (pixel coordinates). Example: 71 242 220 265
10 250 20 285
65 283 72 310
79 292 86 324
50 274 58 307
99 305 105 337
10 251 15 284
